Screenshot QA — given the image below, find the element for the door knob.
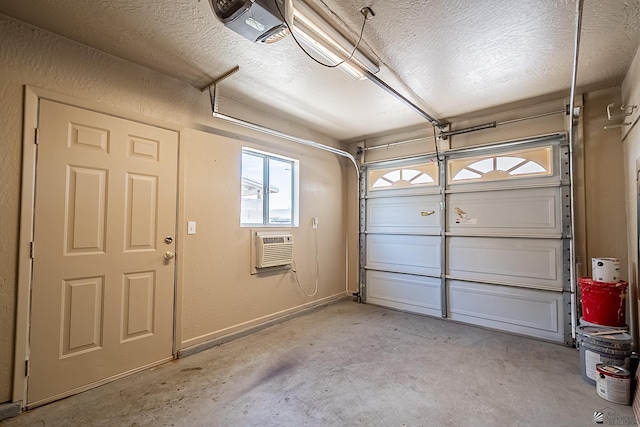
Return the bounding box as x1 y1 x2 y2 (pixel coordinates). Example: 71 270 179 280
164 251 175 260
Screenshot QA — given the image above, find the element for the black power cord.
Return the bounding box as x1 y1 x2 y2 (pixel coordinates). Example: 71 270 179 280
275 0 369 70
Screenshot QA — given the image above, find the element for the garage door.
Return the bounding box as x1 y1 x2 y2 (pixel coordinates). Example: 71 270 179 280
361 134 572 344
363 160 443 317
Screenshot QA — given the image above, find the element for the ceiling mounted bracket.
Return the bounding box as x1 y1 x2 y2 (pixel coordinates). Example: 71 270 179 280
200 65 240 114
439 121 496 140
360 7 375 20
607 103 637 121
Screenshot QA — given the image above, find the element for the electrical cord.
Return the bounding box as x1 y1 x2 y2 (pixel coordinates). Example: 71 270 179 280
275 0 368 70
291 226 319 297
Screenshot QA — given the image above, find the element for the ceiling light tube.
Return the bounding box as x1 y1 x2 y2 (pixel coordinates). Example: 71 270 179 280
291 25 368 80
291 0 379 78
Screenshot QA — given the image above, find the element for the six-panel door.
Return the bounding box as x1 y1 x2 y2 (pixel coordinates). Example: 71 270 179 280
28 100 178 406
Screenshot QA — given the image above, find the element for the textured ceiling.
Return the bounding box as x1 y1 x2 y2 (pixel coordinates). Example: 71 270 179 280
1 0 639 140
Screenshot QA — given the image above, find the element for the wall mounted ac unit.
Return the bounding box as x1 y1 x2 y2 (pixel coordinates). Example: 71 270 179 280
255 233 294 268
210 0 292 44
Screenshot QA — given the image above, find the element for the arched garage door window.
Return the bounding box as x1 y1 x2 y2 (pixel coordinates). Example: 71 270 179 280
369 162 439 190
448 146 552 184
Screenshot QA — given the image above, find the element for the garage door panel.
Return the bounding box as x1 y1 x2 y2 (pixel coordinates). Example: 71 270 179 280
367 271 441 317
447 237 563 289
448 280 564 341
447 187 562 236
367 234 441 276
361 136 570 344
367 195 441 234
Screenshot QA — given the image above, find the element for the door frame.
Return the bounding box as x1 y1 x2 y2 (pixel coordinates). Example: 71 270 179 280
14 86 182 407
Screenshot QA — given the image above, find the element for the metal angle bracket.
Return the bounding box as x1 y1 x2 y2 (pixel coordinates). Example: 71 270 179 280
561 185 572 239
358 233 366 303
439 154 448 318
358 169 367 303
607 103 637 121
439 121 497 140
559 144 571 187
200 66 241 115
359 170 367 233
563 292 575 346
562 239 572 292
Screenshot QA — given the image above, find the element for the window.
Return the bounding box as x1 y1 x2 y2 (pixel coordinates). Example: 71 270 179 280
241 148 297 226
448 146 552 184
368 161 439 191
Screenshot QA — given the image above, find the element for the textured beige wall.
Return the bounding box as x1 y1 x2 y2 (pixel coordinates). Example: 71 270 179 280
0 16 343 402
179 129 347 347
583 88 628 277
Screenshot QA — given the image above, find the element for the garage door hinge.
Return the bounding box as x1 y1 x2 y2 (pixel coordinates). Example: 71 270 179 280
30 241 35 259
25 359 29 377
34 128 40 145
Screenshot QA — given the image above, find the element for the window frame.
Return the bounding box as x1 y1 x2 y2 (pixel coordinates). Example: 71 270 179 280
241 147 299 227
368 161 439 192
447 145 553 185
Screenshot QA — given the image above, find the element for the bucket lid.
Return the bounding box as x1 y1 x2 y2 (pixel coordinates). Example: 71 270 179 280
579 317 627 329
579 339 632 355
596 363 631 378
577 326 632 347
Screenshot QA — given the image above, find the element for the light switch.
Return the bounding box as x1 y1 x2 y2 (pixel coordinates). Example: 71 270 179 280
187 221 196 235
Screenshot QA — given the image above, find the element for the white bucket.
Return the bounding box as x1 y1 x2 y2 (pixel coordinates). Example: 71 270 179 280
592 258 621 283
578 326 632 385
596 364 631 405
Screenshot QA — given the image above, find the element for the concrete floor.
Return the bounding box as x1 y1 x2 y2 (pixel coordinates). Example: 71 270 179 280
2 301 637 426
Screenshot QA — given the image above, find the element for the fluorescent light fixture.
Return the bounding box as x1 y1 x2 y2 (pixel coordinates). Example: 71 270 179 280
290 0 379 80
292 25 368 79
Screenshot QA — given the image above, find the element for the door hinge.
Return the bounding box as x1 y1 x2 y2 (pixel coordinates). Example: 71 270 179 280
25 359 30 377
34 128 40 145
30 241 35 259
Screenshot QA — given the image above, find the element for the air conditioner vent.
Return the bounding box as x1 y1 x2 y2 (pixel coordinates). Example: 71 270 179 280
256 233 293 268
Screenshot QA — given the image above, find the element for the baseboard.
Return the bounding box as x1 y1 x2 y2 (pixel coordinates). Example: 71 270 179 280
178 294 351 358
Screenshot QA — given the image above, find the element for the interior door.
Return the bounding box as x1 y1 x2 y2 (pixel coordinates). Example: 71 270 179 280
28 99 178 406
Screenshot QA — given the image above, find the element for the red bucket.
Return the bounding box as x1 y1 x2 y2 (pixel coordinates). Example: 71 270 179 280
579 277 627 327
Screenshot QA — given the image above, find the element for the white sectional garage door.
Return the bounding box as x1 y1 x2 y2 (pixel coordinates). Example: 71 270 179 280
361 134 572 343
